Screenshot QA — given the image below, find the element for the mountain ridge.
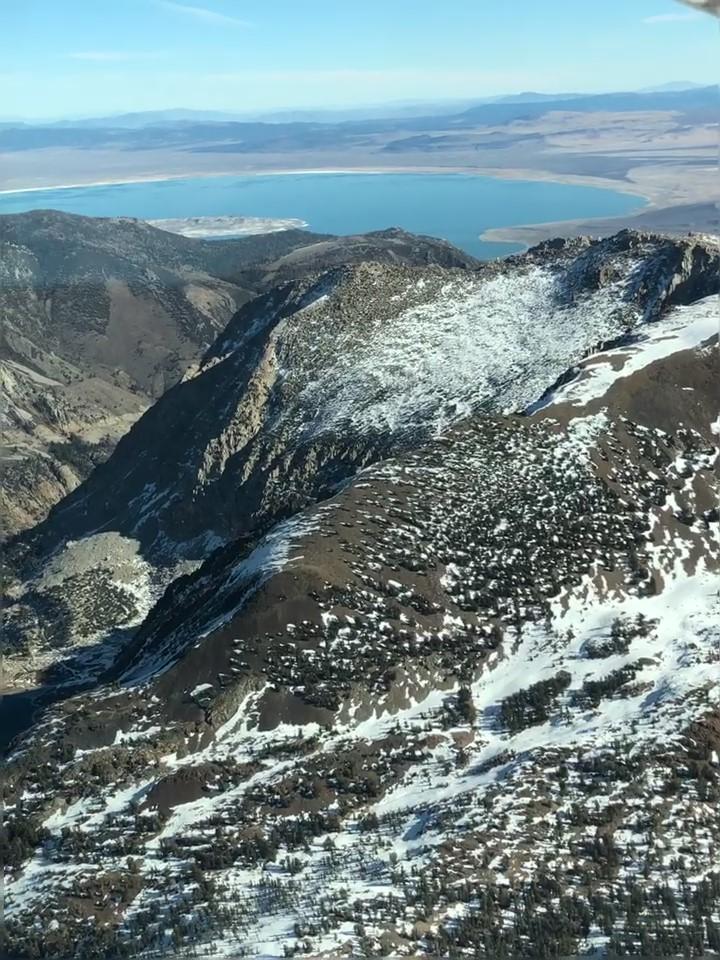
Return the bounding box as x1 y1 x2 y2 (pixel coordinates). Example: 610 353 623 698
2 269 718 960
0 211 476 538
3 229 717 693
1 219 719 960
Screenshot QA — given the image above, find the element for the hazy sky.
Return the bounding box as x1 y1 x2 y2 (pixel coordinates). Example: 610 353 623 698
3 0 718 119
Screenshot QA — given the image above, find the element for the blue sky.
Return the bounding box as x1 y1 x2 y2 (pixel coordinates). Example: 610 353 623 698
2 0 717 119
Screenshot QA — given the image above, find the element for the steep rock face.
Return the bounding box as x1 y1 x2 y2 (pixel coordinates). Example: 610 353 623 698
20 231 720 557
2 283 719 959
0 214 477 537
0 212 253 537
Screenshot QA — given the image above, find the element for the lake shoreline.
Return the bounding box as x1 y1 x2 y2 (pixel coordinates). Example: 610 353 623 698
0 166 653 259
0 163 652 205
480 201 720 250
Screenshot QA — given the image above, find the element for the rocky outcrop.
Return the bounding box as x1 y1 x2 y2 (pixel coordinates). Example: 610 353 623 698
0 213 478 537
17 230 719 557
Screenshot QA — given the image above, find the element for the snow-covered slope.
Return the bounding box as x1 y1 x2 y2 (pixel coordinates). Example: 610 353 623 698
4 231 718 689
3 245 719 958
531 293 718 414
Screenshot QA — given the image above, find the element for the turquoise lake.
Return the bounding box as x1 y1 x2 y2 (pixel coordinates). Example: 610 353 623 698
0 172 644 259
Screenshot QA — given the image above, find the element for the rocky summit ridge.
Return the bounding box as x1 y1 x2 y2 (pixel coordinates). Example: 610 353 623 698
0 211 474 539
3 230 717 686
1 221 719 960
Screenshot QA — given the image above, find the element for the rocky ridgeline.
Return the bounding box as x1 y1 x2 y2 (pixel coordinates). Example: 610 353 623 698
4 230 718 690
0 211 476 538
1 225 719 960
34 230 720 554
2 280 720 958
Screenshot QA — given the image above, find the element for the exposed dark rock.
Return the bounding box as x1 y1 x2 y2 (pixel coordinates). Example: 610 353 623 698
1 212 477 538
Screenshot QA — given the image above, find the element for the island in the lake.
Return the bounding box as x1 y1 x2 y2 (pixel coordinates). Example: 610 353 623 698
147 215 308 237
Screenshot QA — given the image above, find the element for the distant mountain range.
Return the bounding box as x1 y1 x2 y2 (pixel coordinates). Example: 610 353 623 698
3 82 714 133
640 80 708 92
0 85 715 161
